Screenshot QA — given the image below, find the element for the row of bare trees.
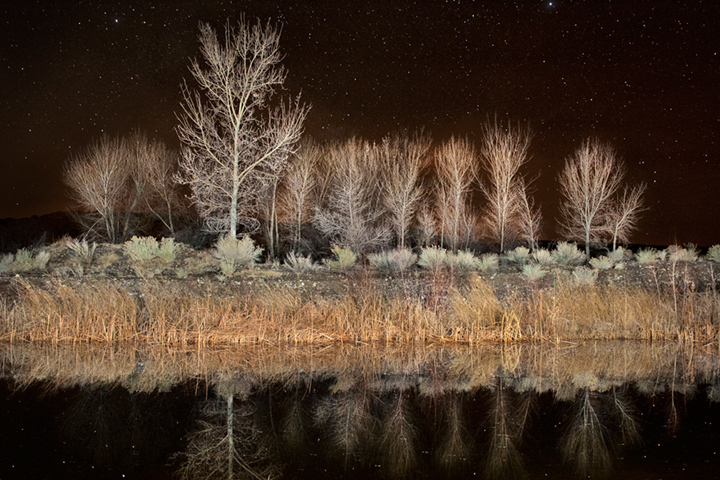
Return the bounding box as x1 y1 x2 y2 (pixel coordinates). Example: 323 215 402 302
63 17 646 255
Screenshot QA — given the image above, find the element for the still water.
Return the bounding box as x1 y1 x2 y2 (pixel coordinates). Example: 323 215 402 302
2 342 720 479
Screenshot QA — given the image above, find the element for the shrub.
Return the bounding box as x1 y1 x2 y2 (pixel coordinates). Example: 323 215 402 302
418 246 448 271
522 263 546 281
607 247 628 263
589 256 613 270
285 251 318 273
323 245 357 270
708 245 720 263
447 250 478 271
635 248 658 265
32 250 51 270
124 236 159 262
505 246 530 265
477 253 499 272
573 266 597 286
11 249 33 273
0 254 13 273
158 238 177 264
368 248 417 272
213 235 263 275
667 245 698 263
531 248 554 266
67 238 97 266
552 242 585 266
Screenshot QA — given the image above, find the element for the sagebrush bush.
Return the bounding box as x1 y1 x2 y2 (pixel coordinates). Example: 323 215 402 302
285 251 318 273
323 245 357 270
213 235 263 275
67 238 96 266
447 250 478 271
505 246 530 265
635 248 658 264
418 246 448 271
707 245 720 263
607 247 628 263
124 236 159 262
368 248 417 272
532 248 554 265
573 266 597 286
477 253 499 272
589 256 613 270
522 263 546 280
667 245 698 263
552 242 585 266
32 250 51 270
158 238 177 263
0 254 13 273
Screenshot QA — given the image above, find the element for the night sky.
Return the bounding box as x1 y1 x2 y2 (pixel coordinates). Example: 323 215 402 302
2 0 718 246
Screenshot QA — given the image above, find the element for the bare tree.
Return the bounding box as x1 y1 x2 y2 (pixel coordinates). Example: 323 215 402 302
606 183 647 251
516 177 543 251
277 138 322 251
379 132 432 249
313 138 390 254
64 135 129 243
131 131 184 235
479 121 533 252
434 136 477 251
64 133 181 242
558 139 624 260
176 18 309 238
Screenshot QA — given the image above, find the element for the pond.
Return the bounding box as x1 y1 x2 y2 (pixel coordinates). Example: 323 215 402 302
2 342 720 479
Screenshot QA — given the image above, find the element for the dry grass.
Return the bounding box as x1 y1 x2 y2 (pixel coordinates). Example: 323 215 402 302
1 270 720 347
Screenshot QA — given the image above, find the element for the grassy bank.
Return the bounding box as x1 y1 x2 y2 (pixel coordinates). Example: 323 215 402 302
1 267 718 345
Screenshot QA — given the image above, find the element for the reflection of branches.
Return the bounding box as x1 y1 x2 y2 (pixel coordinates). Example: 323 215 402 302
379 392 419 479
314 386 375 468
435 393 473 473
560 389 612 478
612 386 641 446
179 394 280 480
484 377 527 479
60 385 122 467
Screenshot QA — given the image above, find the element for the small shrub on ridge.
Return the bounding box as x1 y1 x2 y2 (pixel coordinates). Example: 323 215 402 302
323 245 357 270
285 251 318 273
552 242 585 266
531 248 554 266
707 245 720 263
505 246 530 265
589 256 613 270
368 248 417 272
477 253 499 272
635 248 659 265
213 235 263 275
522 263 546 281
418 246 448 271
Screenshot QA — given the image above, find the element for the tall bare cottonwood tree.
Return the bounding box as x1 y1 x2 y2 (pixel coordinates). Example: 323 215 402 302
558 139 624 260
176 18 309 238
434 136 477 252
380 132 432 249
278 139 322 251
479 121 533 252
313 138 390 254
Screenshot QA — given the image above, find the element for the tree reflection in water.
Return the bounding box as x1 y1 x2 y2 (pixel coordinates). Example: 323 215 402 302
4 342 720 478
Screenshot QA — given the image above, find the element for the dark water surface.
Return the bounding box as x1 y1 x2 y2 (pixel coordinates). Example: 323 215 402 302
2 342 720 479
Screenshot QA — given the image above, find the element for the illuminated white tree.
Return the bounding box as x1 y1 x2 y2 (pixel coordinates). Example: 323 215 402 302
176 18 309 238
558 139 624 260
479 121 533 252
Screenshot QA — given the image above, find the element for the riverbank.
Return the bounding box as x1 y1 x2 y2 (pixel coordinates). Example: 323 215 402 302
1 240 718 345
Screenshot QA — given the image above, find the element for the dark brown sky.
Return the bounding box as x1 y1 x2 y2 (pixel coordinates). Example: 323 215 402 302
1 0 718 245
